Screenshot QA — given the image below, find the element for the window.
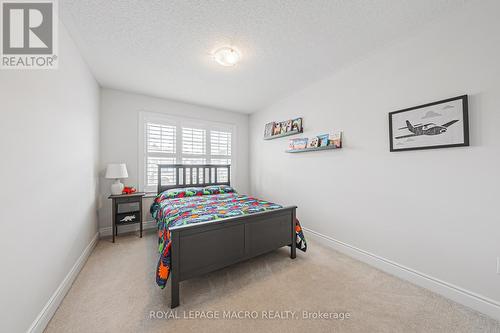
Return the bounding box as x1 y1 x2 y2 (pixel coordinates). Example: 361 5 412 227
140 113 234 192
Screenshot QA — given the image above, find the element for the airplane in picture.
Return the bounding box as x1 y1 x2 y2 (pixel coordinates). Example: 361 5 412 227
395 120 459 139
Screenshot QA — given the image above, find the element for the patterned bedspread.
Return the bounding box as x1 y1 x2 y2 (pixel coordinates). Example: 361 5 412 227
151 192 307 288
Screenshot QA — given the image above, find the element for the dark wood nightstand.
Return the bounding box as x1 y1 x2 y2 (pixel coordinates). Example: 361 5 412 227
108 192 146 243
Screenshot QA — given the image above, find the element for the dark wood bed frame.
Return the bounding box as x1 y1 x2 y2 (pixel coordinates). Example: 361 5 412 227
157 164 297 308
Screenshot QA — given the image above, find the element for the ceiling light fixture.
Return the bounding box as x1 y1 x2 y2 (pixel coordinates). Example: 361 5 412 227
213 47 241 67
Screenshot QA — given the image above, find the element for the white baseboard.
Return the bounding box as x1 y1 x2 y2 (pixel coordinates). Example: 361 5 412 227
303 227 500 321
99 220 156 237
27 232 99 333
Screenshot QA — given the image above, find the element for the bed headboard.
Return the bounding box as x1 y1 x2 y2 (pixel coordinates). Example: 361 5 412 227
157 164 231 193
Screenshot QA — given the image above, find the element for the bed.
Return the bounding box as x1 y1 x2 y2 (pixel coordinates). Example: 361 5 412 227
151 164 306 308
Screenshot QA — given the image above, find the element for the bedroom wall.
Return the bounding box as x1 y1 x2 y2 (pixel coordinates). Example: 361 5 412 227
0 23 100 333
249 0 500 319
98 88 249 234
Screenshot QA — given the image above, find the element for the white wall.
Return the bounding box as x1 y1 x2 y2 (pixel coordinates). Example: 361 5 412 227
0 23 100 333
99 89 249 233
250 0 500 319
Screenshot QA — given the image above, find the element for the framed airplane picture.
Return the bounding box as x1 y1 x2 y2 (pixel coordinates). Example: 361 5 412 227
389 95 469 152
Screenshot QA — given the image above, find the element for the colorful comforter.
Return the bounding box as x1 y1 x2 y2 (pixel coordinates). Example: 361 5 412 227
151 192 307 288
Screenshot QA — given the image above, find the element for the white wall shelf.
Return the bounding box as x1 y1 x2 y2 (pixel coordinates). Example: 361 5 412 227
286 145 341 153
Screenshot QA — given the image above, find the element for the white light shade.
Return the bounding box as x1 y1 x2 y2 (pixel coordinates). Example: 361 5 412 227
105 163 128 179
213 47 241 66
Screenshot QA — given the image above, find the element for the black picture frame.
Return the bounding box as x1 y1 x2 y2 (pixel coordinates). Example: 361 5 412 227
389 95 469 152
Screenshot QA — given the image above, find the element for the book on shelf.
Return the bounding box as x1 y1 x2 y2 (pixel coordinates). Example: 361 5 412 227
273 122 281 135
291 118 303 132
328 131 342 148
279 121 288 134
265 117 303 138
308 137 320 148
289 138 308 150
318 134 329 147
264 122 275 138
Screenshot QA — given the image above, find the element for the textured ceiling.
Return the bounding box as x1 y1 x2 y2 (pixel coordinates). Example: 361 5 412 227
61 0 468 113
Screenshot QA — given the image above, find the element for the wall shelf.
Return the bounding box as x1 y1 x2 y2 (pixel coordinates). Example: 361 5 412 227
264 129 302 140
286 145 341 153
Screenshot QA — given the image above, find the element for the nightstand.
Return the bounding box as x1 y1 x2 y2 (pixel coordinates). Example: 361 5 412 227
108 192 146 243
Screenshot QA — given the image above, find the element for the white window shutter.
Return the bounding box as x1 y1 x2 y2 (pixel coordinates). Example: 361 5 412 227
211 131 231 156
147 123 176 153
142 115 234 192
145 122 177 189
147 157 176 187
182 127 206 155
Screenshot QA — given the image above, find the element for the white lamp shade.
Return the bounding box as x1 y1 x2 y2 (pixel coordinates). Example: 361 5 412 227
105 163 128 179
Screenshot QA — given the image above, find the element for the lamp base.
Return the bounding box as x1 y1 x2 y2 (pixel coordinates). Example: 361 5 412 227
111 179 124 195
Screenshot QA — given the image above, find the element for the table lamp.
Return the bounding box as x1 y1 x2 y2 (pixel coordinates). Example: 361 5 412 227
105 163 129 195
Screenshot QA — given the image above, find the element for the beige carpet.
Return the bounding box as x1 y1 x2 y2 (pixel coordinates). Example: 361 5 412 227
45 231 500 333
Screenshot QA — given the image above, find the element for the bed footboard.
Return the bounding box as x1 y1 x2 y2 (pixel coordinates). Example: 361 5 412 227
169 206 297 308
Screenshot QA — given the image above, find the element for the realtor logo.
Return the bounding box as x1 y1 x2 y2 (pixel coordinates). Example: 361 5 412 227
1 0 58 69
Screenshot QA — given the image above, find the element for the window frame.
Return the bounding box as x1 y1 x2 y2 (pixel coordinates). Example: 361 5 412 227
138 111 236 193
